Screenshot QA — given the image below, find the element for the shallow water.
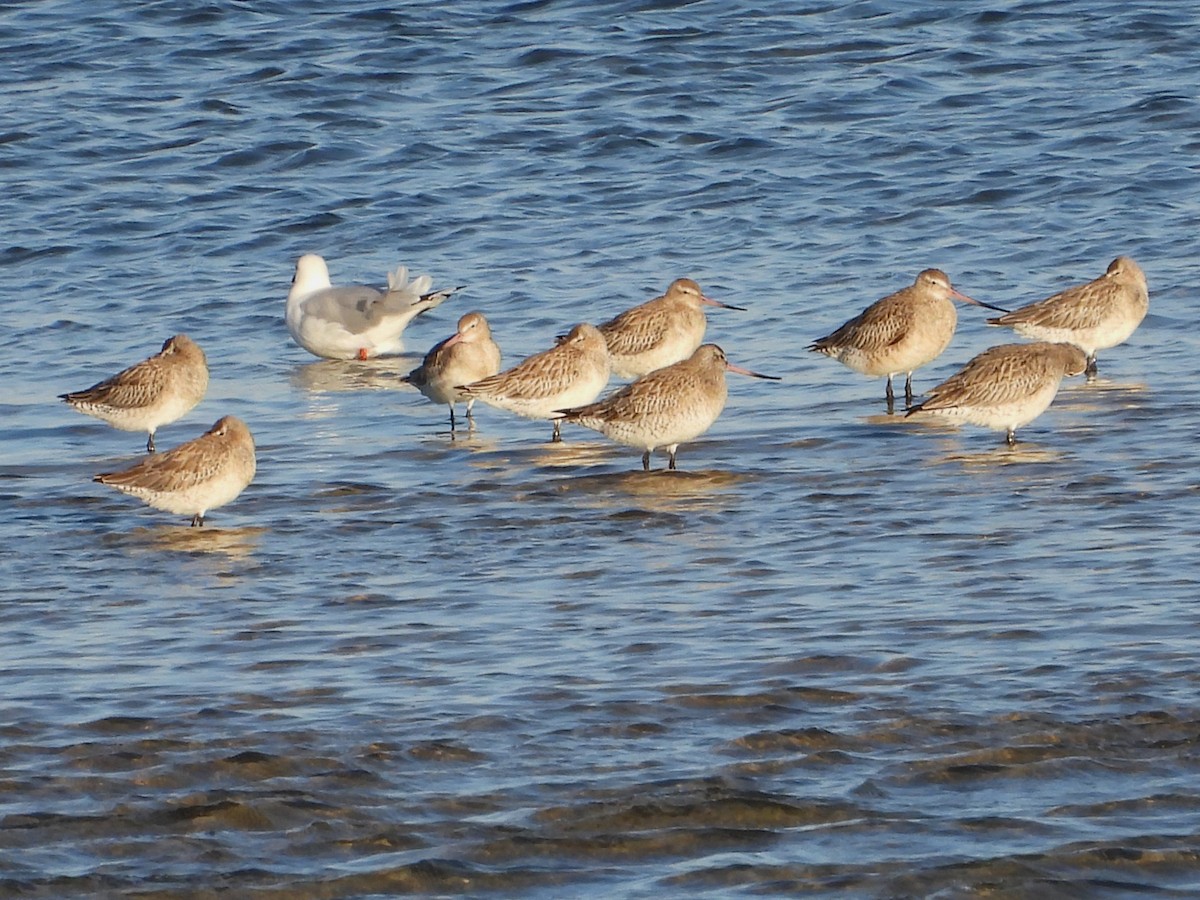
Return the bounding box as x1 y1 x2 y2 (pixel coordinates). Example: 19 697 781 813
4 1 1200 896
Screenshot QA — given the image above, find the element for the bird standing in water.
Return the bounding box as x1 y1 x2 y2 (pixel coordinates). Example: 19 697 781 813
598 277 744 379
458 323 610 442
987 256 1148 379
556 343 780 470
60 334 209 453
94 415 257 526
286 253 461 360
810 268 1006 410
906 342 1088 446
403 311 502 430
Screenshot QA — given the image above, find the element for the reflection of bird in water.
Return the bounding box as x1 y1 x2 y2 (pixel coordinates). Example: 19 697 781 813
987 256 1148 378
526 467 745 517
289 357 415 394
556 344 779 471
403 312 502 431
133 525 266 559
810 268 1005 410
906 342 1088 446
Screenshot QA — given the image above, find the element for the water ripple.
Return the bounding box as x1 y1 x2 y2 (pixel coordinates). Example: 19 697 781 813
4 0 1200 894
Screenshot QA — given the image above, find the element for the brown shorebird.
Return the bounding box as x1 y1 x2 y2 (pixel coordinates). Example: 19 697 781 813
906 342 1088 445
810 269 1006 409
60 334 209 453
555 343 780 470
402 311 502 430
987 256 1148 378
94 415 257 526
458 323 610 442
286 253 462 360
598 278 745 379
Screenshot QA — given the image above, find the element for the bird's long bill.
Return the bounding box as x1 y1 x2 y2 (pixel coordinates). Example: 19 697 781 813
953 288 1008 314
726 360 782 380
702 295 747 311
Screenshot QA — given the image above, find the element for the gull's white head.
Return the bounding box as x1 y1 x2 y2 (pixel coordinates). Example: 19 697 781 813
290 254 332 300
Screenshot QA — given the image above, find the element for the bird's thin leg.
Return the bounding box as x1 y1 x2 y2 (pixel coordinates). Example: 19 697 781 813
668 450 677 470
448 405 457 431
552 419 562 442
642 450 651 471
1006 428 1017 447
190 513 204 527
885 375 896 414
1085 354 1098 380
904 372 914 407
147 433 156 453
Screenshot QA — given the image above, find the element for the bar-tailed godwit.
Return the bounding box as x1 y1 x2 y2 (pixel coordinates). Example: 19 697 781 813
403 311 502 430
987 256 1148 378
598 278 744 379
906 342 1088 445
94 415 257 526
810 269 1006 409
287 253 461 360
458 323 610 442
555 343 779 470
60 334 209 453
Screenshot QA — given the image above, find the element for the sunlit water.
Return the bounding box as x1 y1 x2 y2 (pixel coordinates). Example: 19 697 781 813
4 1 1200 896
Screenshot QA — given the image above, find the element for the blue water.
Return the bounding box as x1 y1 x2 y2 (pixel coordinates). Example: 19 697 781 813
4 1 1200 896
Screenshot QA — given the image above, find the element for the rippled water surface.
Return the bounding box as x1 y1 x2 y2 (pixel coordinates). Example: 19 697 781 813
4 1 1200 896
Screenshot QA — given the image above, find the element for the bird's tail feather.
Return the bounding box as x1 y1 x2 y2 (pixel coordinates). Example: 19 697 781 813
385 265 462 314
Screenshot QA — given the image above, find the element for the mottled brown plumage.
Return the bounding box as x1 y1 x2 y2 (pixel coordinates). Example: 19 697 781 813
94 415 256 526
987 256 1148 376
598 278 744 379
907 342 1088 445
459 323 610 441
60 334 209 452
556 343 779 470
403 311 502 429
811 269 1003 407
